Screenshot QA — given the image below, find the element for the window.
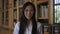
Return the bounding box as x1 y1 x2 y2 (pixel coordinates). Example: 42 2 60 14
54 0 60 23
54 0 60 4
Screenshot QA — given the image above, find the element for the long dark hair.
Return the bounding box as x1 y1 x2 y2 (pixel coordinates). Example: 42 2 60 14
19 2 37 34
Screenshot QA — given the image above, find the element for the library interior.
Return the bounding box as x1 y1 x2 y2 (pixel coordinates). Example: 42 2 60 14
0 0 60 34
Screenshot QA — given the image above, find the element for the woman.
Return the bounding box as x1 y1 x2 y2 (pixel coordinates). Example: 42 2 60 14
13 2 42 34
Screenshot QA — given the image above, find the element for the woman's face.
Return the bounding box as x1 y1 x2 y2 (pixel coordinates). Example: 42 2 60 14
24 5 34 20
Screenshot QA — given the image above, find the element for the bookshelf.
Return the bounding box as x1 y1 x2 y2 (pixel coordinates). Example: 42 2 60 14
19 0 23 5
2 12 4 24
37 0 48 4
14 0 17 7
37 1 49 23
36 0 53 34
1 0 9 28
52 24 60 34
42 23 52 34
5 11 9 25
37 2 48 19
18 0 32 5
19 0 27 5
13 9 17 20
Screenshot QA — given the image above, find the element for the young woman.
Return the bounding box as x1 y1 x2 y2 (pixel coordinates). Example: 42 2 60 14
13 2 42 34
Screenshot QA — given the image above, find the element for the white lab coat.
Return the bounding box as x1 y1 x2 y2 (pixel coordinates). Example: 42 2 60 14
13 21 42 34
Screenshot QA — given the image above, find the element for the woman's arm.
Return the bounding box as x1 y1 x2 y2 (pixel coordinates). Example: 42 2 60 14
13 22 20 34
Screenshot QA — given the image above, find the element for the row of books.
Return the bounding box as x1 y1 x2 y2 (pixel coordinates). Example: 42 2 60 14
2 11 9 25
37 4 48 18
42 24 60 34
13 8 22 22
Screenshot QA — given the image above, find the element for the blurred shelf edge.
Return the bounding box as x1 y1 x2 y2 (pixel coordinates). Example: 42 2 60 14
37 0 48 4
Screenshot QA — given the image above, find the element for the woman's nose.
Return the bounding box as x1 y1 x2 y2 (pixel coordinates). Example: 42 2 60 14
28 11 31 14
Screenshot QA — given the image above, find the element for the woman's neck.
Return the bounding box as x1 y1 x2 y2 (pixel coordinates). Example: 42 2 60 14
27 19 32 22
26 19 32 26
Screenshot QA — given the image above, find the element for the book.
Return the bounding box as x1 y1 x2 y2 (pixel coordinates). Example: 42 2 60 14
37 3 48 19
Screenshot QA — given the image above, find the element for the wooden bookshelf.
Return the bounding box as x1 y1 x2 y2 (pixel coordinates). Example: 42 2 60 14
2 25 9 28
5 11 9 25
37 0 48 4
44 32 49 34
42 23 52 34
52 24 60 34
0 11 2 26
38 17 48 19
13 9 17 20
14 0 17 7
36 1 49 24
14 7 17 9
0 0 9 28
18 5 23 8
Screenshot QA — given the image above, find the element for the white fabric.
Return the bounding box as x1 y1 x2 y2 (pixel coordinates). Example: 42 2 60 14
24 21 32 34
13 21 42 34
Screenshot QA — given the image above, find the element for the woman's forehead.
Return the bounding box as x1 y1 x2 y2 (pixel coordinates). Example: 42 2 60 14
25 5 33 10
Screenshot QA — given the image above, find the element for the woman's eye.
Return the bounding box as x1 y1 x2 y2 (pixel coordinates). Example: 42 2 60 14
26 10 28 11
30 10 33 12
25 9 34 13
25 9 28 12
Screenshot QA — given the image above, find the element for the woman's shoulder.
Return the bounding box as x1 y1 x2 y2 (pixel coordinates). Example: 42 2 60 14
15 22 20 25
13 22 20 34
15 22 20 28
